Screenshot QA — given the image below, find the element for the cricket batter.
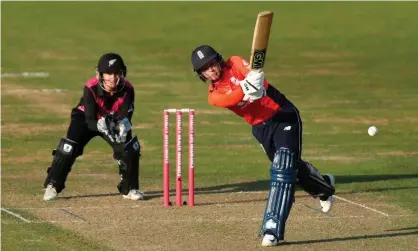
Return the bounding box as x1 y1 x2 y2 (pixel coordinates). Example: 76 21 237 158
43 53 143 201
191 45 335 246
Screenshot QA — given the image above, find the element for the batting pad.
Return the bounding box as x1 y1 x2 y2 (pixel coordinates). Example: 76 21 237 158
260 147 297 240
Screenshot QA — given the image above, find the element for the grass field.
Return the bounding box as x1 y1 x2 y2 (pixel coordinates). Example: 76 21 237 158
2 2 418 251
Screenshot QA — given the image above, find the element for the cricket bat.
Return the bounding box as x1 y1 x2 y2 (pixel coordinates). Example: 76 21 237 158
249 11 274 70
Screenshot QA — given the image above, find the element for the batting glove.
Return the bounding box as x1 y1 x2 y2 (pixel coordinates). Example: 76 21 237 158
239 70 265 95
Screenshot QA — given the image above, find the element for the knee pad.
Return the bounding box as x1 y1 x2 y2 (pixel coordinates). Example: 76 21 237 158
43 138 78 193
117 136 141 194
260 147 297 240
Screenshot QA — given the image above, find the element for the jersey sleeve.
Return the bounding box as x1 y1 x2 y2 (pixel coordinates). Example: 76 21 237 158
208 85 244 108
229 55 269 88
229 56 251 78
83 86 99 131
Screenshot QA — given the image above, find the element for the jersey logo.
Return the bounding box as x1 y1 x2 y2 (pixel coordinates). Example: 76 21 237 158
230 77 240 86
127 104 134 113
133 142 140 151
109 59 117 67
265 219 277 230
197 50 205 59
236 100 251 108
284 126 292 131
63 143 73 153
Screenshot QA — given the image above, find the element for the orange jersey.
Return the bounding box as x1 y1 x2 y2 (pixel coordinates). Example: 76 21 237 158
208 56 288 125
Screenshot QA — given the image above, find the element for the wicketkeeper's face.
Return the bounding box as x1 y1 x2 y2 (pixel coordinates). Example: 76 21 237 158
201 60 222 82
102 73 121 92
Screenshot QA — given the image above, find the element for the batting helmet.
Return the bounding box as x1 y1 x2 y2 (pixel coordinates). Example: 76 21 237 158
191 45 224 82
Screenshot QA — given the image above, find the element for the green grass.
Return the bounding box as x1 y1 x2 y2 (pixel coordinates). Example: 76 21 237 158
1 211 115 251
2 1 418 250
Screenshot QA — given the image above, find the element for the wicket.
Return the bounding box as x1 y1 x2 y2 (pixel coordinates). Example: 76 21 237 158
163 108 195 207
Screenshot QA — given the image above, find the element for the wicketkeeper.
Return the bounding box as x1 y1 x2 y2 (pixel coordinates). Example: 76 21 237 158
191 45 335 246
43 53 143 201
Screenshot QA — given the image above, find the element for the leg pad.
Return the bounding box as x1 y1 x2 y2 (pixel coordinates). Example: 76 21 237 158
260 147 297 240
116 136 141 195
43 138 78 193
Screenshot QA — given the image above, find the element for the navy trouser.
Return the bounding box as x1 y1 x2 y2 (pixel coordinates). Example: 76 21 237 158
252 102 334 199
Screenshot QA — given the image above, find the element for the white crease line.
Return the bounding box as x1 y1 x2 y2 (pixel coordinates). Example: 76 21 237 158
0 200 389 211
1 208 31 222
335 195 389 216
1 214 413 224
24 239 43 242
3 202 267 211
2 220 82 224
1 72 49 78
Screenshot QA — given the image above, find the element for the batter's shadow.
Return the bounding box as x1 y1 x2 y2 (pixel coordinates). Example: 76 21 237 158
58 192 152 201
190 173 418 195
57 193 121 200
56 173 418 201
285 230 418 246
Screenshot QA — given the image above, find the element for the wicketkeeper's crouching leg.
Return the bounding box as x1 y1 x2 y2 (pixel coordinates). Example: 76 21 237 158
43 138 78 200
114 136 144 201
260 147 297 246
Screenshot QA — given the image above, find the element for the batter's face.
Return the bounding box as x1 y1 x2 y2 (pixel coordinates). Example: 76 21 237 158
201 59 222 82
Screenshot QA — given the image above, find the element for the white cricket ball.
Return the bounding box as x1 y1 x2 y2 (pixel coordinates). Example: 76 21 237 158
368 126 378 136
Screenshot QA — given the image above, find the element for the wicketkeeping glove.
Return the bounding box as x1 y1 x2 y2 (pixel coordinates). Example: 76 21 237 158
97 116 116 142
115 117 131 143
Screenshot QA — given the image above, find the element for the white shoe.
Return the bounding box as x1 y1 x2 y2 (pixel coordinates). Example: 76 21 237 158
43 184 57 201
122 189 144 201
261 233 278 247
320 174 335 213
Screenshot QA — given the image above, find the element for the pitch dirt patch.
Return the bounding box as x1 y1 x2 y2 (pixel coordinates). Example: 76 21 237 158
395 117 418 123
196 109 231 115
6 191 417 251
38 51 79 61
269 69 357 77
303 130 364 135
306 155 369 163
2 153 46 165
199 144 254 150
299 51 359 59
312 117 389 126
1 123 67 137
2 81 73 116
131 123 155 129
304 69 357 77
220 120 242 125
376 150 418 157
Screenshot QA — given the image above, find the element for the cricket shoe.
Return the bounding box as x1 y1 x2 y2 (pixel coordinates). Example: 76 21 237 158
43 184 58 201
261 233 279 247
320 174 335 213
123 189 144 201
